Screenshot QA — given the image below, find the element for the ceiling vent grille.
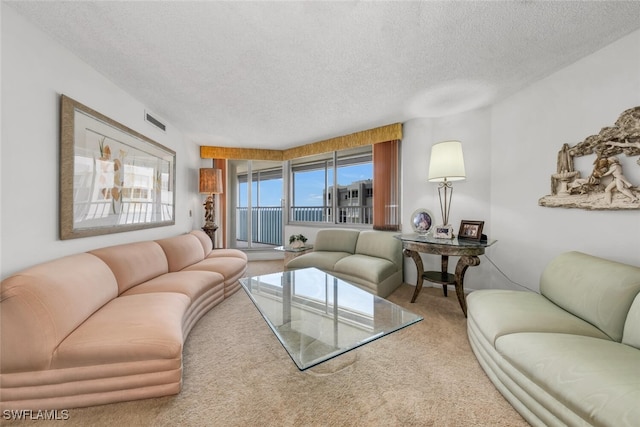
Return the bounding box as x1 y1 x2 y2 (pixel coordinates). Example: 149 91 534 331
145 110 166 132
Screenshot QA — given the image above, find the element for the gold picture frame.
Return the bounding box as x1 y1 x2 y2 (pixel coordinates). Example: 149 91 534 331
60 95 175 240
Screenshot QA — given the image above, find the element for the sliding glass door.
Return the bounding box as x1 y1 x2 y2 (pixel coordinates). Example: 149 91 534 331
228 160 283 250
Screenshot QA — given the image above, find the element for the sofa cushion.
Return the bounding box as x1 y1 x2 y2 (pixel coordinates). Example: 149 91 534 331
183 257 247 285
121 271 225 302
188 229 247 261
189 230 214 255
206 248 248 261
286 251 352 271
540 251 640 342
156 234 205 272
354 230 402 267
329 270 403 298
622 293 640 349
90 241 169 294
313 228 360 253
333 254 397 285
496 332 640 427
52 293 189 369
466 290 611 346
1 254 117 373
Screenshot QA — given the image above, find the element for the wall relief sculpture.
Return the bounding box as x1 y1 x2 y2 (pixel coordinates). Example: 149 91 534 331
539 106 640 210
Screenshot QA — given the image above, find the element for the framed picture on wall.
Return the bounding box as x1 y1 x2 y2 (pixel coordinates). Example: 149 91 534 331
60 95 176 240
458 220 484 241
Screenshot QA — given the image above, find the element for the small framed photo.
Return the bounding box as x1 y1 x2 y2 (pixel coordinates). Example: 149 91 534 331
433 225 453 239
411 208 434 234
458 220 484 241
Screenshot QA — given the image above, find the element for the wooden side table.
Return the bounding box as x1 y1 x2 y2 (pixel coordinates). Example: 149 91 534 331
395 234 496 317
423 255 456 297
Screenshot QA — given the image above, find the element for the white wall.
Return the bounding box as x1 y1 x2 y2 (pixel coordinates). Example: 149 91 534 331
489 29 640 292
1 5 203 278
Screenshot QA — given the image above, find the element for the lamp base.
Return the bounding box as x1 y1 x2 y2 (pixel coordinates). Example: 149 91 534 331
432 224 454 239
202 225 218 248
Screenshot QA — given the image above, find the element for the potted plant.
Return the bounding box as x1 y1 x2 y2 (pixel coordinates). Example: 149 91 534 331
288 234 308 249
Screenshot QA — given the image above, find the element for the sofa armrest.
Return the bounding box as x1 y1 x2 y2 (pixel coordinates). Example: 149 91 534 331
540 251 640 342
314 229 360 253
354 230 403 269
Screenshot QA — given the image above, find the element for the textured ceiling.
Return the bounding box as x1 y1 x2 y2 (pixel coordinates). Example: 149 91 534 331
6 1 640 149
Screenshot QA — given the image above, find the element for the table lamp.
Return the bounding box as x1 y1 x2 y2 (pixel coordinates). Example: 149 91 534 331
199 168 223 230
428 140 466 238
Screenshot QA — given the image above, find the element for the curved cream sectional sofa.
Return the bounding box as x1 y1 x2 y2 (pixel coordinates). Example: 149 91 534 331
467 251 640 427
285 228 403 298
0 230 247 410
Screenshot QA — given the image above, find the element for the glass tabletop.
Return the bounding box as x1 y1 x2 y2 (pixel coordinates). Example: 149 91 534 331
239 268 423 370
395 233 496 248
273 245 314 253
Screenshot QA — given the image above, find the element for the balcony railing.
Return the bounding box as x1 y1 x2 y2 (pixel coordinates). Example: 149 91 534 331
291 206 372 225
236 206 373 247
236 207 283 246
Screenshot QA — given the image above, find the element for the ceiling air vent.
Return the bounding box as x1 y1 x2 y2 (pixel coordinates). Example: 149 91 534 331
144 110 166 132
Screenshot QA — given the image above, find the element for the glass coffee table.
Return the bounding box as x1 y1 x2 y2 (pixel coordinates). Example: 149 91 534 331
239 268 423 370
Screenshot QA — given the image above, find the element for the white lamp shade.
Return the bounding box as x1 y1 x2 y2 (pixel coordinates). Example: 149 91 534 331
428 140 466 182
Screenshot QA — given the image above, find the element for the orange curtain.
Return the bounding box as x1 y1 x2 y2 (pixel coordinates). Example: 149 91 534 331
373 140 400 231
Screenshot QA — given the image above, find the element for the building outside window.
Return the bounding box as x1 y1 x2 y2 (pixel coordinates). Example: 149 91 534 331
290 146 373 225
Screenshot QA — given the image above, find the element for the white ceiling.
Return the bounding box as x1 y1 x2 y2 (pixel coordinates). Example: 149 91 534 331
6 1 640 149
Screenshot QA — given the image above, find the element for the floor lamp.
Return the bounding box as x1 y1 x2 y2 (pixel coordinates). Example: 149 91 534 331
199 168 223 246
428 140 466 238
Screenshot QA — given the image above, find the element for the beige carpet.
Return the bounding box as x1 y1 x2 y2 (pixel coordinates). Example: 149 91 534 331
14 261 528 426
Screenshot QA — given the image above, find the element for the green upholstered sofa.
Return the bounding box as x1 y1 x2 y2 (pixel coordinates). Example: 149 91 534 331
285 229 403 298
467 251 640 427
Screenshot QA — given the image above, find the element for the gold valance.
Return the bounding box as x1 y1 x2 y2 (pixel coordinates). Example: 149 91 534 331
200 123 402 160
199 146 284 161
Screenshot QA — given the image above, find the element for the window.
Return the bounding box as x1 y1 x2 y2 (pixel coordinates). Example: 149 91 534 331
290 146 373 225
232 160 283 248
290 155 333 222
237 167 282 209
201 123 402 240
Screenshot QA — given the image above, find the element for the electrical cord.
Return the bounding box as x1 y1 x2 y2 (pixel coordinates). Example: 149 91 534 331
482 253 537 293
